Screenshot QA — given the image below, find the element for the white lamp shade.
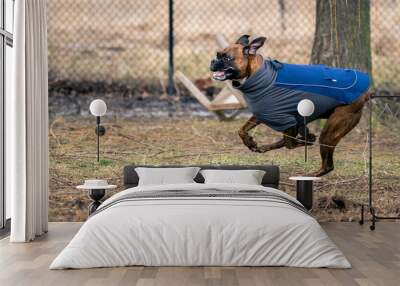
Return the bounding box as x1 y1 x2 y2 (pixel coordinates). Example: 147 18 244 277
297 99 315 117
89 99 107 116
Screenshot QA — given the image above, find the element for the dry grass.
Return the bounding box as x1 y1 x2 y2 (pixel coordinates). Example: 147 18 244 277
49 115 400 222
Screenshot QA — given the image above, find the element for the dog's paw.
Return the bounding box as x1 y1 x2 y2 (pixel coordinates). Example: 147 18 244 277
243 139 260 152
307 133 317 142
254 145 271 153
248 145 261 153
296 134 317 144
309 167 334 177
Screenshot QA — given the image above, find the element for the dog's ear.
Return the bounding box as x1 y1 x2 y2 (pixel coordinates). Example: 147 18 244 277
243 37 267 56
236 35 250 46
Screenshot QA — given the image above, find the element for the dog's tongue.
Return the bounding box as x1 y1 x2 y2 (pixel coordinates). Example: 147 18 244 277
213 71 225 78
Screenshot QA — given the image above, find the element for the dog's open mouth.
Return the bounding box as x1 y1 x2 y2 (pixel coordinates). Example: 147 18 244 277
212 71 226 81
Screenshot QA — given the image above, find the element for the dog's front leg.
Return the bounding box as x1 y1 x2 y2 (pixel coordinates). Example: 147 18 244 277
238 116 261 152
256 138 286 153
254 128 298 153
283 126 314 149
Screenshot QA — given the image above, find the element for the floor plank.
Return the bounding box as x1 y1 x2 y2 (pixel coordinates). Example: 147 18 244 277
0 222 399 286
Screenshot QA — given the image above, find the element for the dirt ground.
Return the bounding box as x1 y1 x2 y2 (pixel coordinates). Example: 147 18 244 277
49 114 400 222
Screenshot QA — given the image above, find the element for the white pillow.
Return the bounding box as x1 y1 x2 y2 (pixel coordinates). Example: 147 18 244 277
200 169 266 185
135 167 200 186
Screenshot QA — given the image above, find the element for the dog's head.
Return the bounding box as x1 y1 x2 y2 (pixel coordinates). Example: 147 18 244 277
210 35 266 81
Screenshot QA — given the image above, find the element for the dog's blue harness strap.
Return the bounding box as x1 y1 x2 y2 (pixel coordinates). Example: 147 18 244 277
273 61 370 104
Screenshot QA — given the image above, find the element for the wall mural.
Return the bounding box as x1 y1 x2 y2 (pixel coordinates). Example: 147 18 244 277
47 0 400 223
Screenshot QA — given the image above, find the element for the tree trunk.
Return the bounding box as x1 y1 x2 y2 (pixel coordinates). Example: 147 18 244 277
311 0 372 76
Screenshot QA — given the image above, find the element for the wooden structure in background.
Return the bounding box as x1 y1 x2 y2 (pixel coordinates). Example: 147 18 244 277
176 34 247 121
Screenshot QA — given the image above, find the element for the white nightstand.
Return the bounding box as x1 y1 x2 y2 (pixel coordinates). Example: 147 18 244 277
77 183 116 215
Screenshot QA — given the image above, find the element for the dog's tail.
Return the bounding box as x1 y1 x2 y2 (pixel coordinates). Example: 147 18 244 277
348 91 373 113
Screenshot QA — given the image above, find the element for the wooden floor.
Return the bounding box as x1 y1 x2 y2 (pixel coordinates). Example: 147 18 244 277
0 222 399 286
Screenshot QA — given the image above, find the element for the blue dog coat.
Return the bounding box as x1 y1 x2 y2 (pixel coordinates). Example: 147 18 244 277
233 60 370 132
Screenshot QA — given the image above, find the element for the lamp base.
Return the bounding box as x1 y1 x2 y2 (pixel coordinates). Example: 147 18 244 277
88 189 106 215
95 125 106 136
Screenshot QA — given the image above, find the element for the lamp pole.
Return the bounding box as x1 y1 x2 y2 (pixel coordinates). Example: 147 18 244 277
94 116 106 163
167 0 174 96
96 116 100 162
304 116 308 162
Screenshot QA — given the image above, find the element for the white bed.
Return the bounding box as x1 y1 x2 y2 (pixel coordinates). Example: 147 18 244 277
50 182 350 269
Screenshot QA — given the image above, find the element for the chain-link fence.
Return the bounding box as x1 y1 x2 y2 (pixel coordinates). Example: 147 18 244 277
47 0 400 93
172 0 315 81
47 0 168 83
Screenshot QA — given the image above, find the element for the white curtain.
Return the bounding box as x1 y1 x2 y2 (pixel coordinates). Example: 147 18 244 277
8 0 49 242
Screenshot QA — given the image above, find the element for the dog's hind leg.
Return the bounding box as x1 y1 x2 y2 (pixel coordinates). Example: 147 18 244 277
346 91 372 113
312 103 364 177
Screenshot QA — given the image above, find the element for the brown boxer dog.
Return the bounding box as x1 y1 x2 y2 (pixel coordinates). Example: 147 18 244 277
210 35 371 176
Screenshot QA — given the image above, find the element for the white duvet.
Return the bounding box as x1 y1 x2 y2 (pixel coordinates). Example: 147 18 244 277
50 183 350 269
